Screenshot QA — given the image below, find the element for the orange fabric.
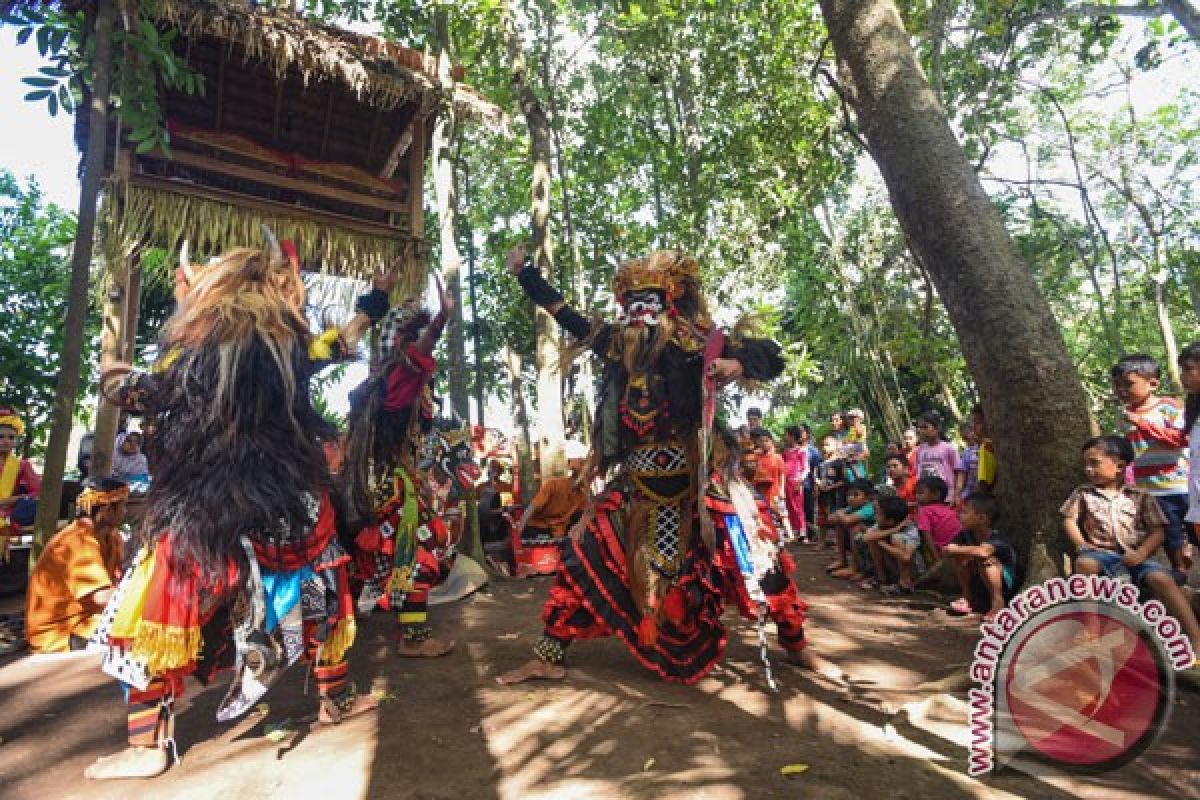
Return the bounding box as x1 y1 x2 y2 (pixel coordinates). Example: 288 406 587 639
25 519 122 653
754 453 786 505
527 477 586 537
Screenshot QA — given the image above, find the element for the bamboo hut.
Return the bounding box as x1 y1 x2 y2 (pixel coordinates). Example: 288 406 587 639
84 0 502 474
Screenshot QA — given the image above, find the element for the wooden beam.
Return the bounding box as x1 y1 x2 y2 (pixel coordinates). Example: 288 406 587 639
408 114 426 241
366 108 383 165
92 248 137 477
128 174 411 239
215 51 227 130
271 79 285 143
378 120 415 180
319 87 336 160
138 147 408 214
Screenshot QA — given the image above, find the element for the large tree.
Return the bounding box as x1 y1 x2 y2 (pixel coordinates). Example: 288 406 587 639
818 0 1093 561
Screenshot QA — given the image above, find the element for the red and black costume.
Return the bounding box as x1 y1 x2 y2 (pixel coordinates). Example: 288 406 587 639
515 252 808 684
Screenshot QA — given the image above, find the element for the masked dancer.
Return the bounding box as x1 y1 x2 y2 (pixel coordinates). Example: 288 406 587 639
497 244 834 686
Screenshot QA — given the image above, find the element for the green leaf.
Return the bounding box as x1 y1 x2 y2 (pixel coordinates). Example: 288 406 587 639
23 90 52 102
39 65 70 78
135 137 157 155
15 26 32 46
47 92 57 117
21 76 57 88
35 24 50 56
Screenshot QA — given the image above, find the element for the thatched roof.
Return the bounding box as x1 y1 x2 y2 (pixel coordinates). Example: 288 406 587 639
84 1 505 288
152 0 506 127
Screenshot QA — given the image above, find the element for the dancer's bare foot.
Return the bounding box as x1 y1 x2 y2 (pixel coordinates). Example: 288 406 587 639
84 746 168 780
495 658 566 685
318 691 380 725
786 649 843 683
397 636 456 657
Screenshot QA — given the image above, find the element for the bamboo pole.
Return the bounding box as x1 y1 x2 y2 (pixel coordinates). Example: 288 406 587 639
34 0 115 554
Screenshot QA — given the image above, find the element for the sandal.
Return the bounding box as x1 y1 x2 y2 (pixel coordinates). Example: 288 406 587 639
948 597 972 615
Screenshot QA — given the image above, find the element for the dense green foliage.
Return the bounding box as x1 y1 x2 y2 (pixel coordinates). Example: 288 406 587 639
0 170 93 451
4 0 1197 455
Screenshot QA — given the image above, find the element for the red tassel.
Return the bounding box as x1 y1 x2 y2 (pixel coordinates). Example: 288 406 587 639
662 586 687 625
637 615 658 648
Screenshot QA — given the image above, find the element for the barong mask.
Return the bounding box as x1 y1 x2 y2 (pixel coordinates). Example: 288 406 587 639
419 419 481 493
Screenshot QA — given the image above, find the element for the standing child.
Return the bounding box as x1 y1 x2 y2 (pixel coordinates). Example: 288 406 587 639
886 455 917 513
753 431 792 541
959 422 980 501
815 434 847 550
944 493 1017 620
801 424 822 538
782 426 809 543
914 411 965 508
972 405 996 495
1179 343 1200 575
842 409 870 481
1061 435 1200 663
1113 354 1192 581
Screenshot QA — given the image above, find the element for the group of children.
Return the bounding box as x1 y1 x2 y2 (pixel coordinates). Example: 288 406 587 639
784 352 1200 665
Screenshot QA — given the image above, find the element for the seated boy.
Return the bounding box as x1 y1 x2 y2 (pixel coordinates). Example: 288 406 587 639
25 478 128 653
828 479 876 580
915 475 961 566
944 493 1017 620
1061 436 1200 664
861 494 926 595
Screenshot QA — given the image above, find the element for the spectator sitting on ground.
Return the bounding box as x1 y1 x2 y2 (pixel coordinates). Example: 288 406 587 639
861 493 926 595
827 478 876 581
944 493 1017 620
915 475 962 565
1062 435 1200 667
25 478 129 653
516 446 588 546
479 459 515 575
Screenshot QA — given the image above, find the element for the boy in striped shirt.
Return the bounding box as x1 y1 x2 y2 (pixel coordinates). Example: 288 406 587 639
1113 354 1192 581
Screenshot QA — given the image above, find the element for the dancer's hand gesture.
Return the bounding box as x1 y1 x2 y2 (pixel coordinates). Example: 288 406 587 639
374 257 403 294
434 271 454 314
505 243 530 275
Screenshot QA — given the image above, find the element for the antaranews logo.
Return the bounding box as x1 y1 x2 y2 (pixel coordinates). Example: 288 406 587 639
967 574 1194 777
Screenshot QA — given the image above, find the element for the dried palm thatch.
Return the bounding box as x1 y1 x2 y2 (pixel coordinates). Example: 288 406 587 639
151 0 506 129
99 178 426 295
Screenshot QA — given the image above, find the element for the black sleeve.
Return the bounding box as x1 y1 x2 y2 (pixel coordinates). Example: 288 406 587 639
723 335 786 381
354 288 390 322
516 264 596 343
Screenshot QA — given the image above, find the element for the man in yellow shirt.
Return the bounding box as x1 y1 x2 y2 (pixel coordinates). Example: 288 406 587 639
25 478 128 652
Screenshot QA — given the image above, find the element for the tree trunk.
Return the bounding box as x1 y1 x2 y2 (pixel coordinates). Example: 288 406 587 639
503 347 536 504
504 1 565 481
460 159 486 428
432 10 470 422
34 0 115 553
819 0 1092 563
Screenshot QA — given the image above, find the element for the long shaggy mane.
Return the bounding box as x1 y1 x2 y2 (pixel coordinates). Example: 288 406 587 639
141 248 336 585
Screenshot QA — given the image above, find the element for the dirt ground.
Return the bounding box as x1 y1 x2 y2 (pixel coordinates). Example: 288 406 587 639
1 548 1197 800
